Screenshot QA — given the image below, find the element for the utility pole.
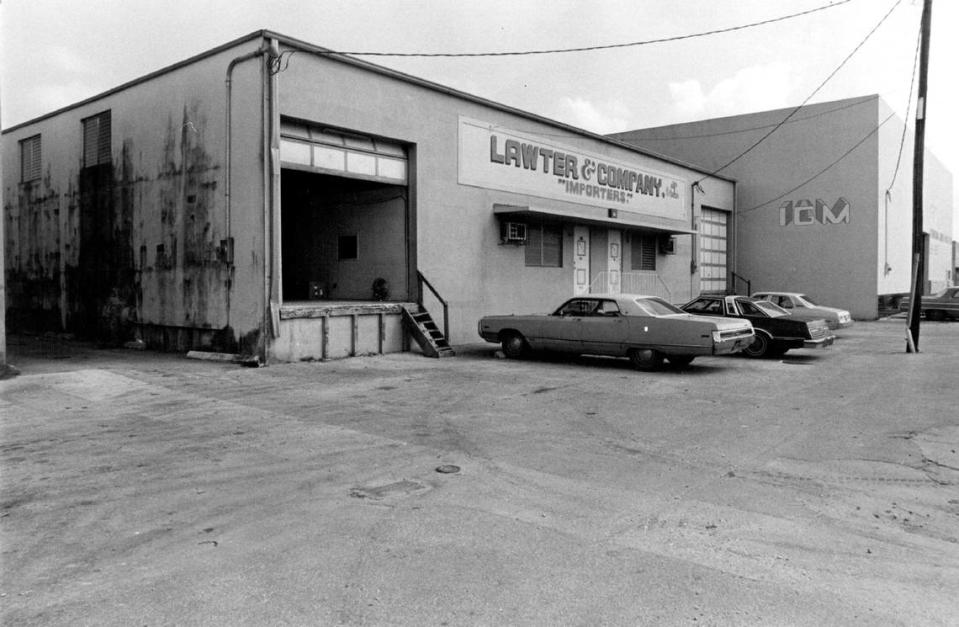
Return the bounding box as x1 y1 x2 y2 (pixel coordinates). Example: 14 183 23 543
906 0 933 353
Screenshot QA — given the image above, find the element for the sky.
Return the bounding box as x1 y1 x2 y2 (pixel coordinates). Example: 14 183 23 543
1 0 956 236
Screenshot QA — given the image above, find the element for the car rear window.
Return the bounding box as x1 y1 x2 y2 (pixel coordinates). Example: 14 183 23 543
634 297 685 316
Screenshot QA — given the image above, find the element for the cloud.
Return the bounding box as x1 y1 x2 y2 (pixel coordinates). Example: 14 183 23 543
48 47 91 74
8 82 101 124
554 97 631 134
669 63 793 120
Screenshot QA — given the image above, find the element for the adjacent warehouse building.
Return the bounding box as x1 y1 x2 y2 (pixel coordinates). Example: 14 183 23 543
3 30 735 363
610 95 955 320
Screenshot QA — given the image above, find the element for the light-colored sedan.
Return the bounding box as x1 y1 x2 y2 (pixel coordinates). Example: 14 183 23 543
478 293 755 370
752 291 853 329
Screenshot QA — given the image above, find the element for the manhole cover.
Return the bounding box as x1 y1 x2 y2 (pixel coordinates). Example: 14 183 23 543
435 464 461 474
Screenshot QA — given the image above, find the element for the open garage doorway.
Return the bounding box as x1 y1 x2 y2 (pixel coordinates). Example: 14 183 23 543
281 169 410 302
278 120 412 304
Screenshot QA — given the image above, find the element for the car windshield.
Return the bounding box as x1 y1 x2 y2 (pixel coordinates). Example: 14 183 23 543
633 297 685 316
752 300 789 317
796 294 818 307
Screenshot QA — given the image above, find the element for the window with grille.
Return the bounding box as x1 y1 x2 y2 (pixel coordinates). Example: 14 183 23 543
20 135 41 183
524 223 562 267
82 111 112 168
630 233 657 271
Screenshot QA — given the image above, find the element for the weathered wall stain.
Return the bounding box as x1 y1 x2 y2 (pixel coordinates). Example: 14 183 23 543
4 167 62 331
6 99 239 352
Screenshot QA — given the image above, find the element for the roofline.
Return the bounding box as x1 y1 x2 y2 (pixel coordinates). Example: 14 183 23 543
1 30 267 134
259 30 735 182
2 28 733 183
610 94 881 137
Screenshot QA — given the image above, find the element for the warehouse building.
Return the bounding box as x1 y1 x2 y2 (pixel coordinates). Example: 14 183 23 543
3 30 735 363
610 95 955 320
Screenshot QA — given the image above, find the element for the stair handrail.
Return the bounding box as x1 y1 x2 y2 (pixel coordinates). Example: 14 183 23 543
730 272 751 296
417 271 450 340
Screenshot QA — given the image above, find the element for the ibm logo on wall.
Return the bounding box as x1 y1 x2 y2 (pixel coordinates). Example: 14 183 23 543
779 198 850 227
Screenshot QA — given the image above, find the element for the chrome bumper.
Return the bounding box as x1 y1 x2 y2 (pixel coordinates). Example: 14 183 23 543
714 335 756 355
803 334 836 349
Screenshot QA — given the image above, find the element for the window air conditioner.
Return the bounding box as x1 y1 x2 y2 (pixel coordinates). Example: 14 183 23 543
502 221 528 244
659 235 676 254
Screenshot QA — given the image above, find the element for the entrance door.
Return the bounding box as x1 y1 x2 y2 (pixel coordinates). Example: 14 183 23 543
573 226 590 295
607 230 622 294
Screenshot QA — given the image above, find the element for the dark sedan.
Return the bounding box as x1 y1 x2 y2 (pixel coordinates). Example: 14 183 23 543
681 294 835 358
898 286 959 321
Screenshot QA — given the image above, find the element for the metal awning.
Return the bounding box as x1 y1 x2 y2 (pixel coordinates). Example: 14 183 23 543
493 203 696 235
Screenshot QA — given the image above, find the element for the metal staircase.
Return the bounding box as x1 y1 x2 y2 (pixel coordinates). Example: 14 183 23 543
402 307 454 358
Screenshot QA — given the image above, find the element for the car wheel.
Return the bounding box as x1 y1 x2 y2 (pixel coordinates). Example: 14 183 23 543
743 332 771 358
501 333 529 359
667 355 695 368
926 309 945 321
629 348 664 371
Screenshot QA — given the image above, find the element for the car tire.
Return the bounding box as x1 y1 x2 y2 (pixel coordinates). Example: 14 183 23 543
501 333 529 359
667 355 695 368
743 332 771 358
629 348 664 371
926 309 945 321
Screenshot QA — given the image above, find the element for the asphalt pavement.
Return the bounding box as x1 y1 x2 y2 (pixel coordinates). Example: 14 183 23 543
1 319 958 626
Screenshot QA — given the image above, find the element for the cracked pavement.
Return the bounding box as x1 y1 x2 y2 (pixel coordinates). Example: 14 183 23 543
1 320 958 625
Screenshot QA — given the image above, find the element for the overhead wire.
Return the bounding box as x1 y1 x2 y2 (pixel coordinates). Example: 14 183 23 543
312 0 854 58
738 113 896 215
739 2 919 217
881 21 922 275
501 95 880 144
622 96 877 142
886 25 923 193
693 0 902 184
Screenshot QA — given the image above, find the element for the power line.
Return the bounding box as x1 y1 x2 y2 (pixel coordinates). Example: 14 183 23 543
886 24 923 193
619 96 877 143
694 0 902 183
739 112 896 215
319 0 854 58
485 95 874 147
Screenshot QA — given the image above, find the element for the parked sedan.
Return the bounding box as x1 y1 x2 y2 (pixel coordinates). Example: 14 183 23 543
478 294 755 370
898 286 959 321
681 294 835 358
752 291 853 329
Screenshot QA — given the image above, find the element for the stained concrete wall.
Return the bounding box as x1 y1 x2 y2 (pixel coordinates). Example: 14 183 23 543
3 31 735 356
2 37 269 354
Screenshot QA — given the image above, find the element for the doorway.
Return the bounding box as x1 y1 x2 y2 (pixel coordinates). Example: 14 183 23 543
281 170 409 302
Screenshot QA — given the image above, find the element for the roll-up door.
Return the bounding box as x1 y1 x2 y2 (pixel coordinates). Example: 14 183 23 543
279 120 407 185
699 207 729 293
